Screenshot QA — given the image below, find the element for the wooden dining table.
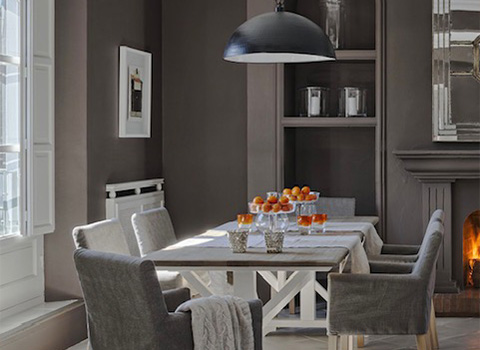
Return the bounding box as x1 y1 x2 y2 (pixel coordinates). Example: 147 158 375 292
145 216 378 345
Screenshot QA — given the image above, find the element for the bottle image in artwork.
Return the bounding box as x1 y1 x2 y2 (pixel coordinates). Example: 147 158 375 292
129 66 143 119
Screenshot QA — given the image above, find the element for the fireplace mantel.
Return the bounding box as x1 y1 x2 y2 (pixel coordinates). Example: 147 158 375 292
395 149 480 293
394 150 480 181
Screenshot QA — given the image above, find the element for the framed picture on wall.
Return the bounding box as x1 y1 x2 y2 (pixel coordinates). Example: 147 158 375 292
118 46 152 138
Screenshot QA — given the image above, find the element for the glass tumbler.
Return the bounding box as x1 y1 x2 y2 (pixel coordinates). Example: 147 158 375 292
237 214 253 231
312 214 328 233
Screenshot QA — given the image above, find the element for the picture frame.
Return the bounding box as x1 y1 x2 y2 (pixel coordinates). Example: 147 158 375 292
118 46 152 138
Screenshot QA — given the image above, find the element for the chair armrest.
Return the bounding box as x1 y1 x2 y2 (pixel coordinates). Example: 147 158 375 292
381 243 420 255
247 299 263 350
162 312 194 350
327 273 429 336
368 254 418 263
163 287 191 312
369 261 414 274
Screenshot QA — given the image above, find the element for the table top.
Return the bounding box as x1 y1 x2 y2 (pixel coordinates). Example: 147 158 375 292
146 246 349 269
146 228 365 270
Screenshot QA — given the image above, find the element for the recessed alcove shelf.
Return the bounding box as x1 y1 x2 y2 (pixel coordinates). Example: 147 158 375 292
282 117 377 128
335 50 376 61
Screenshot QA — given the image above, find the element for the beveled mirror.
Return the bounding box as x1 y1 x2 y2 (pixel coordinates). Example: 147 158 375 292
433 0 480 142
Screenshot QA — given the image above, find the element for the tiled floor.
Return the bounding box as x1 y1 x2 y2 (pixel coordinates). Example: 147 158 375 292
69 317 480 350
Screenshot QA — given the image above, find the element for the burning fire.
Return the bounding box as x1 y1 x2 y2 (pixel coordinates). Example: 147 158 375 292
464 210 480 287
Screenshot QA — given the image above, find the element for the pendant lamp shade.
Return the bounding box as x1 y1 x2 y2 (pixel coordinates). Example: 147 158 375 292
223 10 336 64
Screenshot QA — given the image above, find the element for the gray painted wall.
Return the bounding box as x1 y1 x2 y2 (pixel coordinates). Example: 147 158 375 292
87 0 163 222
385 0 480 284
46 0 163 300
45 0 88 301
162 0 247 239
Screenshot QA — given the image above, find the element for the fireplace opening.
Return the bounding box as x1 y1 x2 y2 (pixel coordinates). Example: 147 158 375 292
463 210 480 288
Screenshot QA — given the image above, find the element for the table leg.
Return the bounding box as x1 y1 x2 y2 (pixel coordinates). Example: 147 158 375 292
233 271 258 299
180 271 213 297
300 271 316 321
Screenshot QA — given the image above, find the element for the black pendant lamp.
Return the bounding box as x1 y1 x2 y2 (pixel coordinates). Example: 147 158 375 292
223 1 336 64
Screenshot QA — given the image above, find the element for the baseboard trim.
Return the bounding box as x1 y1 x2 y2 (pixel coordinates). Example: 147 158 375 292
0 300 87 350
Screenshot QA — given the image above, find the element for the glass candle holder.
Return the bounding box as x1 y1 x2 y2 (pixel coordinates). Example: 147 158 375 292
264 231 284 253
312 214 328 233
299 87 329 117
237 214 253 230
227 230 249 253
338 87 368 117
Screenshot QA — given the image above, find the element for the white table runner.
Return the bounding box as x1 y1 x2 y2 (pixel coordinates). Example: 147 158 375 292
169 232 370 274
212 220 383 256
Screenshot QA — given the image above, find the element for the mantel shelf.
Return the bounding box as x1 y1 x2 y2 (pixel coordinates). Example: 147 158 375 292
282 117 377 128
335 50 376 61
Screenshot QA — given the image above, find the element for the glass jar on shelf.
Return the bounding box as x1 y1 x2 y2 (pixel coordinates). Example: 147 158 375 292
298 87 330 117
320 0 345 49
338 87 368 117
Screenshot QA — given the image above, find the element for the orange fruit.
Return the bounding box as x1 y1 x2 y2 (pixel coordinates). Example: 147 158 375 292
301 186 311 195
262 203 272 213
283 188 292 195
297 193 305 201
289 195 297 201
272 203 281 213
306 194 317 201
281 205 290 212
267 195 278 204
287 203 294 211
253 196 264 204
292 186 301 196
279 196 289 205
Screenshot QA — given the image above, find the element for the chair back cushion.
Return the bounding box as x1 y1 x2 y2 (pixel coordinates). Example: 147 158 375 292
315 197 355 216
413 220 444 297
132 207 177 256
72 219 131 255
416 209 445 259
74 249 169 350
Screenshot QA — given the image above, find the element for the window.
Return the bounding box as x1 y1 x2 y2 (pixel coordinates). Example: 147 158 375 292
0 0 54 316
0 0 21 237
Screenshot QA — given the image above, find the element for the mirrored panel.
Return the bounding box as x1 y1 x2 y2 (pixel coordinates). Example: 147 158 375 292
433 0 480 142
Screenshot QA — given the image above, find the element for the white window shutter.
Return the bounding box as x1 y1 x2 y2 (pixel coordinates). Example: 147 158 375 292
28 0 55 235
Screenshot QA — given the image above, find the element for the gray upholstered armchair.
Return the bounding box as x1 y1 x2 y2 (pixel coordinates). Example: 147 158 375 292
327 220 444 350
315 197 355 217
370 209 445 263
131 207 177 256
73 217 182 291
131 207 184 290
74 249 263 350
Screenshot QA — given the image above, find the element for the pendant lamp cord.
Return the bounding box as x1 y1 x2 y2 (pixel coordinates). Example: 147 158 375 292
275 0 285 12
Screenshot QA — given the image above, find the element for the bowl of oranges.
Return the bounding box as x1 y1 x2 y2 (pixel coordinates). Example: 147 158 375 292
249 194 295 215
282 186 319 204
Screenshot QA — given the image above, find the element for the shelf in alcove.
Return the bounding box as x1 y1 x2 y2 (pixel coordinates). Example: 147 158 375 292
282 117 377 128
335 50 376 61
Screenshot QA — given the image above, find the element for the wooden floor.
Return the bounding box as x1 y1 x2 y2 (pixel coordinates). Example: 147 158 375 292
434 288 480 317
69 317 480 350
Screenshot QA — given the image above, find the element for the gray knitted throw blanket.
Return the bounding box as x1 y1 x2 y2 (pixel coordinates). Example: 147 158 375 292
176 295 254 350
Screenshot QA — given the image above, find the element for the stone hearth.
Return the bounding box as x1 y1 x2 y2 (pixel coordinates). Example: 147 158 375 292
395 150 480 293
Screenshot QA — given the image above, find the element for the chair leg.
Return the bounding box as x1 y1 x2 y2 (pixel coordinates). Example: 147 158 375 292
348 335 355 350
289 298 296 314
339 335 349 350
328 335 339 350
430 300 439 349
357 335 365 348
416 334 429 350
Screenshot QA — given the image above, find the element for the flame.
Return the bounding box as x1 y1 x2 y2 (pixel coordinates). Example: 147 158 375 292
464 210 480 286
465 231 480 260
